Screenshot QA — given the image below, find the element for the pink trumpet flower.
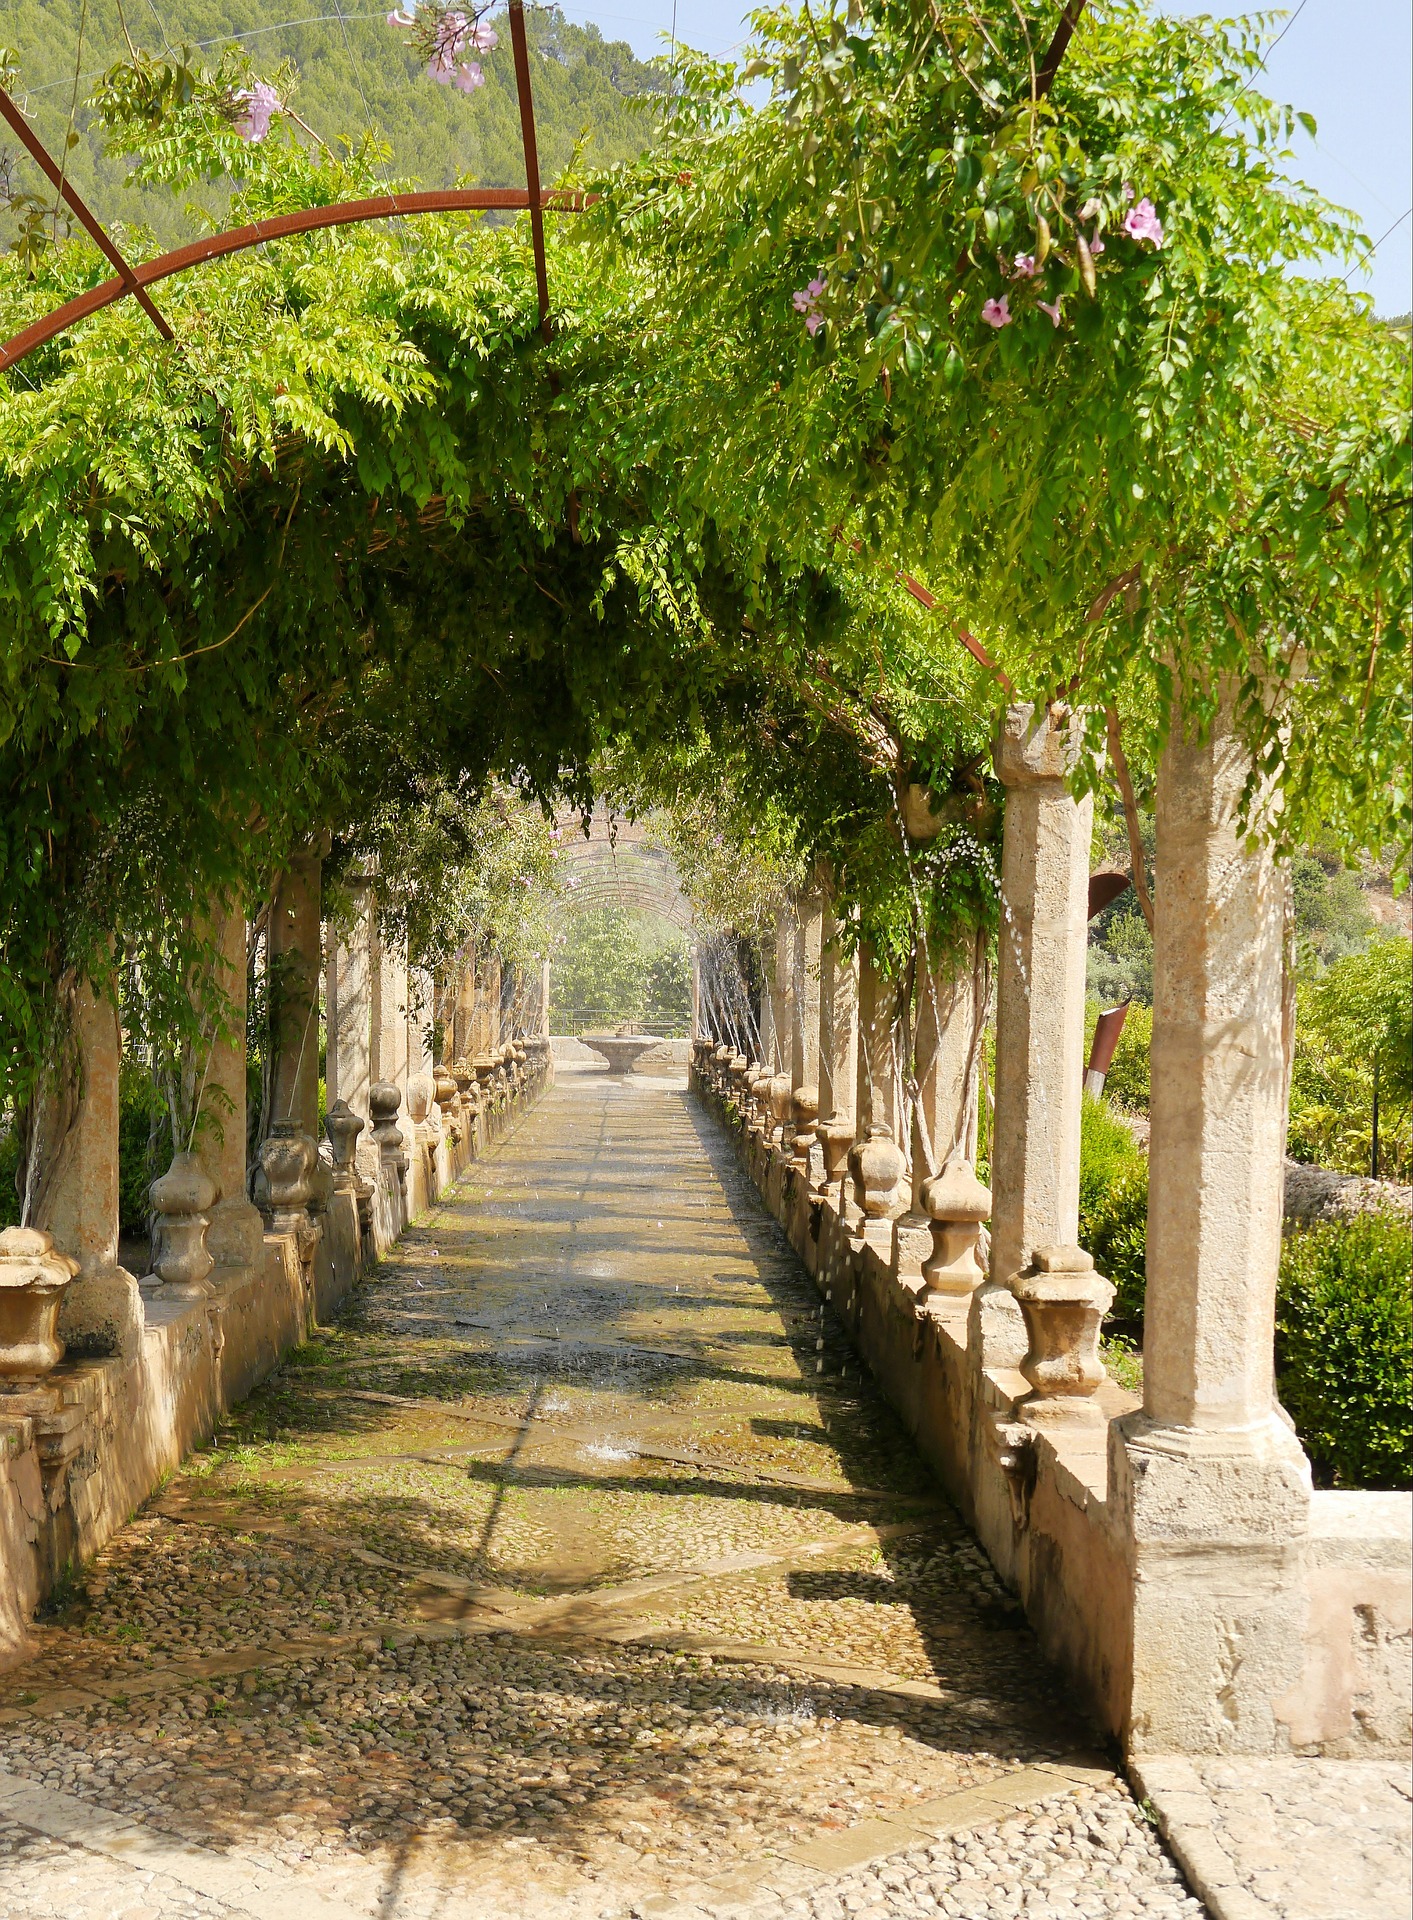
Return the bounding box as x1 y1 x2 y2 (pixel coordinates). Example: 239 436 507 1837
981 294 1012 328
1011 253 1036 278
233 81 280 142
1038 298 1064 327
793 275 826 334
1123 197 1164 247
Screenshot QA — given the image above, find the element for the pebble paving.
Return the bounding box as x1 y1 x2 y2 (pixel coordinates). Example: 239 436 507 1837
0 1061 1206 1919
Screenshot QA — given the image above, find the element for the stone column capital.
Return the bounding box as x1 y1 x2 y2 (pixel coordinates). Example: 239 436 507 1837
995 701 1086 788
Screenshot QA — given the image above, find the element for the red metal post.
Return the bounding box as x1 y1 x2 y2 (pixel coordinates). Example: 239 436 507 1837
0 85 172 342
507 0 552 342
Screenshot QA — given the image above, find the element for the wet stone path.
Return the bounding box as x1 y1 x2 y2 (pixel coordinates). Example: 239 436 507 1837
0 1061 1204 1920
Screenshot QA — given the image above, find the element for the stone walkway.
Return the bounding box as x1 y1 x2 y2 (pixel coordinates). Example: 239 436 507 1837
1 1061 1207 1919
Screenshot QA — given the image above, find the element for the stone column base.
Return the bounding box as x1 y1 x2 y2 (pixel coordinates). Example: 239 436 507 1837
1111 1410 1313 1755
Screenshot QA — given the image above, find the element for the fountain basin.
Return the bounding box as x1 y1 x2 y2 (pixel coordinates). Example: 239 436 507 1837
580 1034 658 1077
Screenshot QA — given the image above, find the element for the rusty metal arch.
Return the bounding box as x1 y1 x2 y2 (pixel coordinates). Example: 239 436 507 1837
0 0 575 373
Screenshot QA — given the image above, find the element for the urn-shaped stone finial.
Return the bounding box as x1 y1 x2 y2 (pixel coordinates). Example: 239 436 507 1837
767 1073 793 1144
433 1064 458 1113
1011 1245 1115 1426
789 1084 820 1170
920 1157 993 1301
146 1150 218 1300
850 1126 906 1218
818 1114 855 1193
324 1099 366 1193
0 1227 78 1382
255 1122 316 1219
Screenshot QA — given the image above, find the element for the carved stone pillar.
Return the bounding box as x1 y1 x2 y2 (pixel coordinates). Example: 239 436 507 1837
269 848 324 1139
328 883 373 1127
199 903 264 1274
371 923 409 1096
973 705 1091 1370
850 944 903 1228
817 904 857 1198
789 892 822 1167
770 909 794 1077
34 977 142 1360
407 967 436 1082
1112 682 1310 1755
896 956 981 1287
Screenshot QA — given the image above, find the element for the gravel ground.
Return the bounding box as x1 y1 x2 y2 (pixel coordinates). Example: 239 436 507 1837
0 1067 1206 1920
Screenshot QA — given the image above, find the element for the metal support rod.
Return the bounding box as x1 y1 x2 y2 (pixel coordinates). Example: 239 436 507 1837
0 85 173 342
507 0 552 342
1035 0 1089 98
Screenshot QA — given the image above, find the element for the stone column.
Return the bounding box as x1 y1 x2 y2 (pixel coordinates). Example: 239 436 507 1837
853 942 899 1143
972 705 1091 1368
816 902 857 1191
481 954 502 1053
540 958 551 1037
269 848 323 1137
407 967 435 1080
373 924 410 1094
452 956 477 1061
35 976 143 1359
328 890 373 1125
1112 684 1310 1754
769 910 794 1075
199 903 264 1273
789 892 822 1162
895 955 978 1284
850 942 905 1230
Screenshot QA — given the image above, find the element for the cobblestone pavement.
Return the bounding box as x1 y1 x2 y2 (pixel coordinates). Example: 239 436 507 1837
0 1063 1207 1919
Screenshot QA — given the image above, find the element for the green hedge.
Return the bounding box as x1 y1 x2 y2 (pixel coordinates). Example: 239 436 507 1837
1080 1100 1411 1489
1079 1096 1149 1321
1275 1214 1412 1490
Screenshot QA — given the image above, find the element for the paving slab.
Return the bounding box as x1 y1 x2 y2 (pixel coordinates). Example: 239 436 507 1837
1131 1754 1412 1920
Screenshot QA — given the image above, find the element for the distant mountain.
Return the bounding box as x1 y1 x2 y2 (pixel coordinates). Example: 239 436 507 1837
2 3 666 248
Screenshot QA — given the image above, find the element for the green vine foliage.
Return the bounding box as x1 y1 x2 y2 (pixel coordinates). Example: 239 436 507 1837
585 1 1411 863
0 5 1408 1123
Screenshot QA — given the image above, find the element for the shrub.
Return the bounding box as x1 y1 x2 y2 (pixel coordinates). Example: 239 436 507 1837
1078 1095 1150 1321
1288 935 1412 1179
1275 1213 1412 1490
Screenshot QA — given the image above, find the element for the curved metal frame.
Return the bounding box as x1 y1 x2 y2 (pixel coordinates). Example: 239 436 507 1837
0 187 586 371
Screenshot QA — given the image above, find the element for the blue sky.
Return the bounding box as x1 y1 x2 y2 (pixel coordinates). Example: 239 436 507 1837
558 1 1413 315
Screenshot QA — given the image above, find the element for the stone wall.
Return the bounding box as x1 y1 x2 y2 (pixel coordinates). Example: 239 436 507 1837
690 1060 1412 1761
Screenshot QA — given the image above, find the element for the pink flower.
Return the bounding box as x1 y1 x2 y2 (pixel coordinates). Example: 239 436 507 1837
1011 253 1036 278
453 60 484 90
1123 197 1164 247
793 275 826 333
1038 298 1064 327
386 8 417 25
233 81 280 142
1089 234 1105 256
981 295 1012 329
1079 198 1101 221
464 18 497 49
1121 183 1135 203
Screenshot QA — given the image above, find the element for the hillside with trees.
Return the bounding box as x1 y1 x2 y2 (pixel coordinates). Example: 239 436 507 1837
1 2 666 247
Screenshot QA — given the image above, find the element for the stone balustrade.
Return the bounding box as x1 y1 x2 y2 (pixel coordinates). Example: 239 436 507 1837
0 865 553 1662
689 696 1411 1765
